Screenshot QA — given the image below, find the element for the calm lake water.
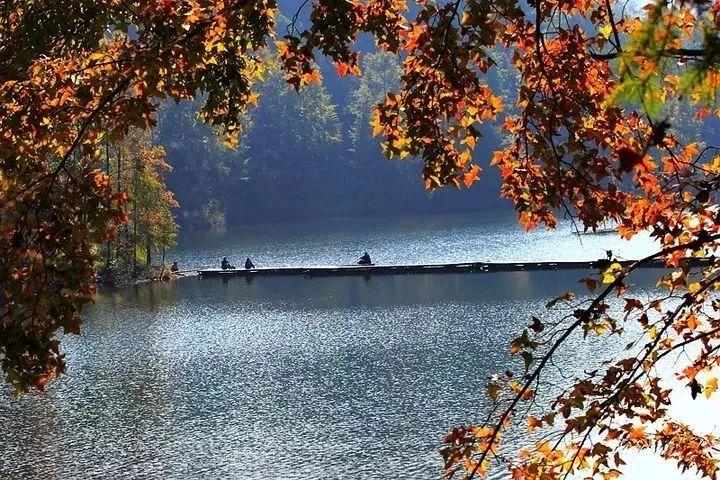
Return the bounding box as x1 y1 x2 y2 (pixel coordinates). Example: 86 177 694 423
2 212 703 479
170 211 656 269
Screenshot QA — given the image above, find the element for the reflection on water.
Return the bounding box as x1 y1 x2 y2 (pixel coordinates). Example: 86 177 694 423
0 272 661 479
171 212 657 270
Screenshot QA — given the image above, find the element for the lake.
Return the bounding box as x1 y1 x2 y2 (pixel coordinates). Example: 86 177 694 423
0 212 709 479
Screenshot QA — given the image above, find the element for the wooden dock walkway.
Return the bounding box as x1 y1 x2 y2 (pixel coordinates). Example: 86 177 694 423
197 257 714 279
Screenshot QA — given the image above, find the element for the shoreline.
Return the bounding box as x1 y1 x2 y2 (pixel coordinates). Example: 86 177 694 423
97 269 198 289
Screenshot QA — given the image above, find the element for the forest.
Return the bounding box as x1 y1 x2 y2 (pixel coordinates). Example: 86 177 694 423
156 49 506 230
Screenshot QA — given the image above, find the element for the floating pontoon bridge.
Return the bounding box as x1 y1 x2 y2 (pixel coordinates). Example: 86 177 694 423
197 257 713 278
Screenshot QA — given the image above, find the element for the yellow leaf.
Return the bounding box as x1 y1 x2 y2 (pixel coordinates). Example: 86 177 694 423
473 426 494 438
648 325 658 340
222 134 239 148
466 134 476 149
708 156 720 174
682 216 700 230
247 92 260 106
602 262 623 284
371 111 383 137
599 24 613 39
706 377 718 398
392 137 408 150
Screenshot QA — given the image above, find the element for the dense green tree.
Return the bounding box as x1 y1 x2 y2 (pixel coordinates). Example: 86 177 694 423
236 66 343 222
157 62 344 225
347 52 401 146
157 98 250 230
245 62 342 184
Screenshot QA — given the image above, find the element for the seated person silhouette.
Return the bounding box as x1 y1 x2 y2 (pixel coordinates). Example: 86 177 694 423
170 261 179 273
358 252 372 265
245 257 255 269
221 257 235 270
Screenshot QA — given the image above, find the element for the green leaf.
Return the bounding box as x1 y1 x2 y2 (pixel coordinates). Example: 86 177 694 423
487 381 502 404
521 351 534 372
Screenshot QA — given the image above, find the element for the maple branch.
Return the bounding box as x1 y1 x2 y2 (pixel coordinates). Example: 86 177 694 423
467 234 720 479
287 0 312 37
11 77 132 200
646 322 720 369
604 0 622 55
557 272 720 480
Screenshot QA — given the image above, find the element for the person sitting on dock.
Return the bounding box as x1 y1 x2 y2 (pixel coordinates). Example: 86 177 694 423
244 257 255 269
221 257 235 270
170 261 179 273
358 252 372 265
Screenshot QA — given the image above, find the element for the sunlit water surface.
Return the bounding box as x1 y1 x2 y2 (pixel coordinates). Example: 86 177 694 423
171 211 656 269
1 213 713 479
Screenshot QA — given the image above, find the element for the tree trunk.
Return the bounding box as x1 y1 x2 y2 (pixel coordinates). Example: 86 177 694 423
132 156 138 274
104 136 111 270
116 150 122 263
132 216 137 273
146 233 151 267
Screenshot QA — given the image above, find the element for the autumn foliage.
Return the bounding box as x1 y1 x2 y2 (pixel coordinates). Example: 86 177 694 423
4 0 720 478
0 0 276 393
